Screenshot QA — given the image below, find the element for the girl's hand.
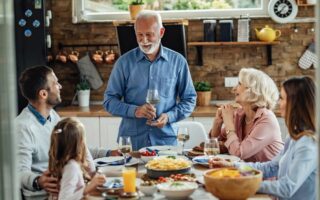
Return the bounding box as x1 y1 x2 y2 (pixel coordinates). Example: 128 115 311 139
84 174 106 195
91 174 106 187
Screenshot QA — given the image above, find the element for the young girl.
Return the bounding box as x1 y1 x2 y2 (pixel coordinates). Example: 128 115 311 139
48 117 106 199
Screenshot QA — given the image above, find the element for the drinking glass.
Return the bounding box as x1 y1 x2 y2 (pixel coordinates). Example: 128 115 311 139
177 127 190 154
146 89 160 122
118 136 132 166
122 167 136 193
204 138 220 159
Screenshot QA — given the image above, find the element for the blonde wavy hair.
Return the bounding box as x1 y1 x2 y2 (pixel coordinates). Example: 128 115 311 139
48 117 90 181
238 68 279 110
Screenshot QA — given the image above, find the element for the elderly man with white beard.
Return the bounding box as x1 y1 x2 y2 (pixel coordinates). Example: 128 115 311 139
103 10 196 150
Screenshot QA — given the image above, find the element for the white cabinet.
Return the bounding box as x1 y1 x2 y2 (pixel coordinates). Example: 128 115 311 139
76 116 211 149
99 117 122 149
77 117 100 148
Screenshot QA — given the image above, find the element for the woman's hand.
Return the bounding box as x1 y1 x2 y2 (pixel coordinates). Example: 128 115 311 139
215 107 223 125
220 104 235 130
209 108 224 138
208 157 233 168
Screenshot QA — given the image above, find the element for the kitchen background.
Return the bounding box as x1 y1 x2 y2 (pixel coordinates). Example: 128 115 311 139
48 0 315 105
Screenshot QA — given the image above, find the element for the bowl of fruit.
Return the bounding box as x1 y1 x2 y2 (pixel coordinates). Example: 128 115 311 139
140 150 157 163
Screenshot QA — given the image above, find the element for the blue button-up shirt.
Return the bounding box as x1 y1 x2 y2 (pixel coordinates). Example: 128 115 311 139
27 104 51 125
103 46 197 150
237 136 317 200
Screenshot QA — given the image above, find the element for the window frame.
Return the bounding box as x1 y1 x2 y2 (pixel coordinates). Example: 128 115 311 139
72 0 269 23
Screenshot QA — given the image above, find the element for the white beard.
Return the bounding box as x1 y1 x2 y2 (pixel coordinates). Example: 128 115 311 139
138 39 161 55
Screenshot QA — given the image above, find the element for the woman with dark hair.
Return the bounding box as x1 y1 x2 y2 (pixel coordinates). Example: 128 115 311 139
209 76 317 200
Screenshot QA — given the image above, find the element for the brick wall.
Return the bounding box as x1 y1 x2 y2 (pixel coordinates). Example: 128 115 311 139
50 1 315 104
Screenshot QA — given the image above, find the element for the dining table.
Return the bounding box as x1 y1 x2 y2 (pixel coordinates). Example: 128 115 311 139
87 151 273 200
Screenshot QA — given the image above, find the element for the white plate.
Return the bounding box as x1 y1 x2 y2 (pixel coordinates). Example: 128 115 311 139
139 145 179 152
192 155 240 167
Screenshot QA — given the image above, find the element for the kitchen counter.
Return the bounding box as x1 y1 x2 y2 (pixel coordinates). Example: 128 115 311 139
56 105 281 118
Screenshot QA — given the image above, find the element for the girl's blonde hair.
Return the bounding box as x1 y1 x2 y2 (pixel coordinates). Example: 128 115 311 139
238 68 279 110
48 117 90 181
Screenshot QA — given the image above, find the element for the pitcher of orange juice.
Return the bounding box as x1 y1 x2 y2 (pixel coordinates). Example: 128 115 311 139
122 167 136 193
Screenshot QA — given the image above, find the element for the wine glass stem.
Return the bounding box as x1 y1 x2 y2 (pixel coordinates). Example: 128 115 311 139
182 142 185 154
124 153 126 166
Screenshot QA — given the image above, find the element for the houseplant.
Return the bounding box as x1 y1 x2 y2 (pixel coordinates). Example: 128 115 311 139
129 0 145 20
194 81 212 106
76 76 91 107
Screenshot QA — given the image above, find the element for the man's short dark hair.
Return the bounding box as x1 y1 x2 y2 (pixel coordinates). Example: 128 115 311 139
19 65 53 101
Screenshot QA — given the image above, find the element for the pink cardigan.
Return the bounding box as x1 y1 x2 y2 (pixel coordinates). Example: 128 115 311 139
220 107 284 162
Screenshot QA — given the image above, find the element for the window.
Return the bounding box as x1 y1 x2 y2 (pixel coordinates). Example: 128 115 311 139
72 0 268 23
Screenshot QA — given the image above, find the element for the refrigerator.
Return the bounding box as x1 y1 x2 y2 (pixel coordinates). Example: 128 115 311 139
14 0 48 113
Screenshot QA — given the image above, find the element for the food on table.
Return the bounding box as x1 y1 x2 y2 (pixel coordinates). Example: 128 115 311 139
141 173 196 183
209 168 257 178
187 142 205 157
140 150 157 156
145 156 191 171
169 174 196 182
157 181 198 199
140 180 156 186
204 167 262 200
165 181 196 190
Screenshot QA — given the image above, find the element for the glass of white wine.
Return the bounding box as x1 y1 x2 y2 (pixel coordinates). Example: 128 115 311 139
177 127 190 154
118 136 132 166
204 138 220 159
146 89 160 123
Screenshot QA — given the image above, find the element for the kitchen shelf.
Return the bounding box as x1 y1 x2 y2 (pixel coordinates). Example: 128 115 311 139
296 0 315 6
297 4 315 6
187 41 280 66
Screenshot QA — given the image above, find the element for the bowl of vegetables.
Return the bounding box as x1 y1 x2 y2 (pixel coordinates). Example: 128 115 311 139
140 150 157 163
203 167 262 200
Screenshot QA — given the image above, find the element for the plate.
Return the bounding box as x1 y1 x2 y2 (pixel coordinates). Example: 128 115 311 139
94 156 139 167
97 177 123 192
192 155 240 167
97 177 141 194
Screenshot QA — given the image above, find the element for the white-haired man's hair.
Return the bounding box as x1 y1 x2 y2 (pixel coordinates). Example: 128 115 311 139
134 10 163 31
238 68 279 110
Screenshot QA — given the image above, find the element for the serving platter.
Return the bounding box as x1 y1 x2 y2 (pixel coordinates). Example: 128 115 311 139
146 167 191 179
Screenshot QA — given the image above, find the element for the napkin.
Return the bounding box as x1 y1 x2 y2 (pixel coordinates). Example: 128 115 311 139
194 158 209 164
95 156 132 166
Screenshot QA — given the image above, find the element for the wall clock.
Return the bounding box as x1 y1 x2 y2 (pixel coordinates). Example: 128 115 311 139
268 0 298 23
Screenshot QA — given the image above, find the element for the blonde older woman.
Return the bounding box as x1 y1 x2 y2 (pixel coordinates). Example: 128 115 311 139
210 68 283 162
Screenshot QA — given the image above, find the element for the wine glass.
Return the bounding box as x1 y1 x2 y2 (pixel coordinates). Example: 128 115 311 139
177 127 190 154
146 89 160 122
118 136 132 166
204 138 220 159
